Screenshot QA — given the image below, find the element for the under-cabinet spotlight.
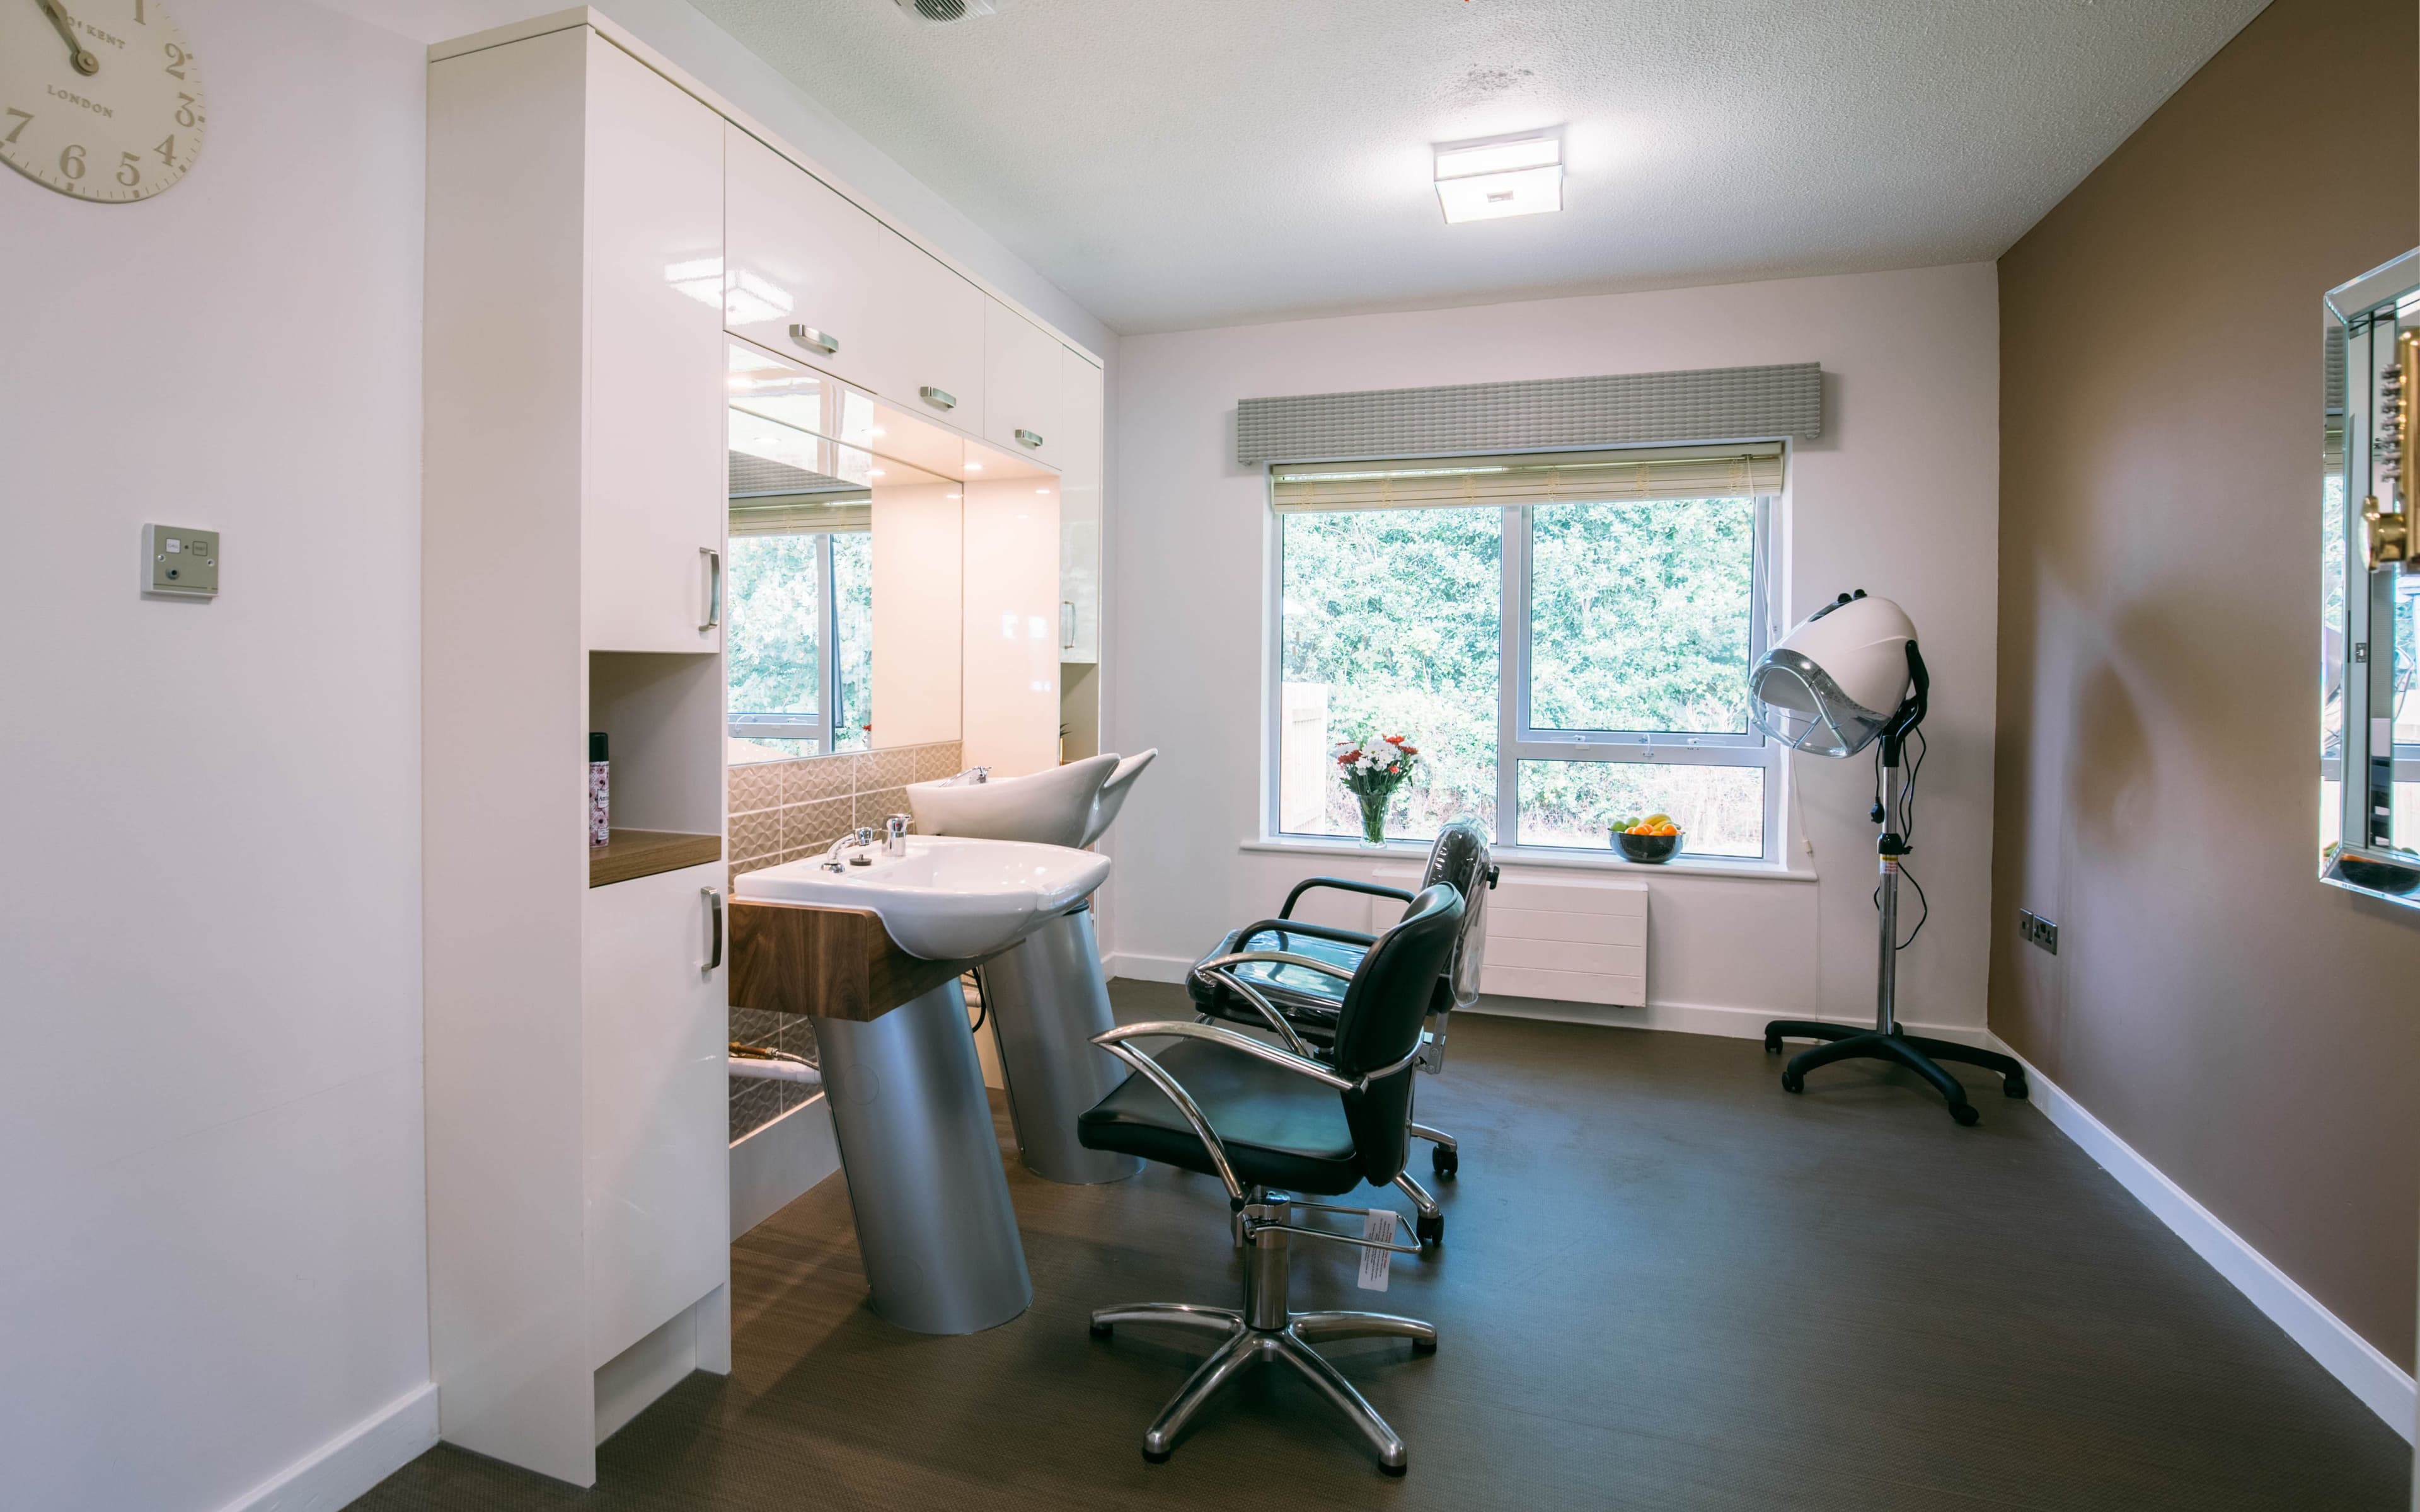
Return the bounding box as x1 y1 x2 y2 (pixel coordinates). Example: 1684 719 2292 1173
1434 132 1562 223
966 462 982 471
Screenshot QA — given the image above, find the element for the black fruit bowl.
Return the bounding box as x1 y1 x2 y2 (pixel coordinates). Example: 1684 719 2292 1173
1612 829 1681 863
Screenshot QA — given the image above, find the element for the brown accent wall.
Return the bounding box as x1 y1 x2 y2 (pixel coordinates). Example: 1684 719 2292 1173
1994 0 2420 1364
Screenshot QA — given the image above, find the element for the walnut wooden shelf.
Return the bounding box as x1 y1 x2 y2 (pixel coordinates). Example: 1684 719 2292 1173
727 898 979 1023
589 828 722 888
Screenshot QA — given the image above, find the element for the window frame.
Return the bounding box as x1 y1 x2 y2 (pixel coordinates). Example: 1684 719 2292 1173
727 527 839 756
1265 444 1790 864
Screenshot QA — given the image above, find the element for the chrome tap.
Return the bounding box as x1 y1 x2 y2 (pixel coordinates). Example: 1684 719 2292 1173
821 827 879 871
884 813 911 857
952 765 991 786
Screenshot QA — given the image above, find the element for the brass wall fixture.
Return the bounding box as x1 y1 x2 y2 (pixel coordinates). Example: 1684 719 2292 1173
2363 328 2417 569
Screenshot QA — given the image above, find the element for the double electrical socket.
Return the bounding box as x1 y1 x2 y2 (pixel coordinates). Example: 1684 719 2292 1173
2017 908 2060 954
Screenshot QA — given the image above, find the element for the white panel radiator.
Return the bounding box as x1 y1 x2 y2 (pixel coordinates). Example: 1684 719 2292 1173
1368 865 1648 1008
1479 873 1648 1007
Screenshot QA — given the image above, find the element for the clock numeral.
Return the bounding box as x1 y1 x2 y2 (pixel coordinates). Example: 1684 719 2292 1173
117 151 141 187
3 109 30 147
60 144 85 181
164 42 189 80
154 134 175 166
175 93 197 129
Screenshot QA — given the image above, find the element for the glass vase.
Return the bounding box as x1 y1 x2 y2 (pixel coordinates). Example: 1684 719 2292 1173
1356 790 1390 848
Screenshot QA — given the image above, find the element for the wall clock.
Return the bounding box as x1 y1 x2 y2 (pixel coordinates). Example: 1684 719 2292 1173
1 0 205 202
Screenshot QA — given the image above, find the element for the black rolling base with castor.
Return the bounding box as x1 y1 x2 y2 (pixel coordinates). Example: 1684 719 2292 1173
1763 1021 2027 1126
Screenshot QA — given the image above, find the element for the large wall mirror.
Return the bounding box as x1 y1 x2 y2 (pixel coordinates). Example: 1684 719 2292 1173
726 342 964 764
2322 251 2420 905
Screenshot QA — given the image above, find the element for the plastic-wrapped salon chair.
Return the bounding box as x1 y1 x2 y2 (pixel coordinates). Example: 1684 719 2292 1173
1185 818 1497 1244
1076 885 1465 1475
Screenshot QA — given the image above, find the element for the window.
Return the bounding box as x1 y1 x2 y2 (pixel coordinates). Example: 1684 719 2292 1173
726 341 877 764
1272 445 1783 860
726 526 872 761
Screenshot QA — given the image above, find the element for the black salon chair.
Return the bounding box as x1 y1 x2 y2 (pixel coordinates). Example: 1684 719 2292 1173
1078 885 1465 1476
1186 820 1495 1242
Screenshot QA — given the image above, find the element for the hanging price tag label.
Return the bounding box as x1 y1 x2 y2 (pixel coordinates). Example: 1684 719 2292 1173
1357 1210 1397 1291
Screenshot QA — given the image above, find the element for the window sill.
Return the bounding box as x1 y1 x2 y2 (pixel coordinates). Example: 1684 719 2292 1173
1240 835 1818 883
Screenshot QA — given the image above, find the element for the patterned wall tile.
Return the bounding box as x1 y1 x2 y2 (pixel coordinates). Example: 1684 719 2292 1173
730 854 780 889
862 748 913 789
729 806 781 862
729 1007 786 1050
729 760 782 815
729 1076 783 1143
784 796 855 853
785 753 855 803
854 786 910 831
911 742 963 783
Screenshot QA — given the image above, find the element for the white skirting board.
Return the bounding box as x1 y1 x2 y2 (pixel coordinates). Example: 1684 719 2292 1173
1983 1035 2417 1443
1105 957 2416 1441
730 1093 843 1239
210 1382 437 1512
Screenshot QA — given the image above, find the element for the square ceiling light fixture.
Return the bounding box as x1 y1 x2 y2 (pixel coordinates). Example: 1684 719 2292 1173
1434 132 1563 223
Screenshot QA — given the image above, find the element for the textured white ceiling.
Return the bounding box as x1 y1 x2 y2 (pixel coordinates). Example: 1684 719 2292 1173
689 0 2266 335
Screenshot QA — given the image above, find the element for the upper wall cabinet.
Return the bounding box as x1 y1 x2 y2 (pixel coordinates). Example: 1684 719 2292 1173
584 43 725 655
1058 350 1105 663
982 300 1064 466
723 127 985 433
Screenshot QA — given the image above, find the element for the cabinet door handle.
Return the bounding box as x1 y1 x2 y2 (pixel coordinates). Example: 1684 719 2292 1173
700 546 722 632
919 386 957 411
1061 600 1076 650
702 886 723 971
1015 428 1044 449
789 324 839 357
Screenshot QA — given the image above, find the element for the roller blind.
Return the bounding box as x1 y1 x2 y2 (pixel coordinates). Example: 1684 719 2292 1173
729 450 871 536
1270 442 1784 514
728 495 872 536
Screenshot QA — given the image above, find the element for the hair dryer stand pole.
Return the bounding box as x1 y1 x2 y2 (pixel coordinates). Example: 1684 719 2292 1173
1760 646 2029 1126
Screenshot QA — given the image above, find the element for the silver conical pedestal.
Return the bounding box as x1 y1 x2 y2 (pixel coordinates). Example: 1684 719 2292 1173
814 979 1031 1333
977 903 1144 1185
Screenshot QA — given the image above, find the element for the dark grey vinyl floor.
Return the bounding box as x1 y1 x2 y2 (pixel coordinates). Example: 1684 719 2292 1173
356 984 2409 1510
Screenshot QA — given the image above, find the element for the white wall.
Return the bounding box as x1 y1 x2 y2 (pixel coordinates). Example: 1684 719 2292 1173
0 3 434 1509
1105 263 2002 1038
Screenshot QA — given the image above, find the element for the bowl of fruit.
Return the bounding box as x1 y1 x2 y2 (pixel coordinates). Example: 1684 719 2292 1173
1611 814 1683 863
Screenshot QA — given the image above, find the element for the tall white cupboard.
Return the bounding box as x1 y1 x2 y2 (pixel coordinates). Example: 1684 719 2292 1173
422 8 1107 1487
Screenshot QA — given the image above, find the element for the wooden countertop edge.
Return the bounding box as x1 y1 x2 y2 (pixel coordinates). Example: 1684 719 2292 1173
727 895 979 1023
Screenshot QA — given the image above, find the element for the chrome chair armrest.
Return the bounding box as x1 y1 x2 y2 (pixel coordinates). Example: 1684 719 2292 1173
1097 1020 1355 1091
1097 1020 1421 1096
1230 917 1377 951
1191 963 1315 1056
1279 876 1415 919
1093 1036 1247 1200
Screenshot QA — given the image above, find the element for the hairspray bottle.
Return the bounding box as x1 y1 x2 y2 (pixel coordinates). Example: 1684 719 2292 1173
589 732 610 847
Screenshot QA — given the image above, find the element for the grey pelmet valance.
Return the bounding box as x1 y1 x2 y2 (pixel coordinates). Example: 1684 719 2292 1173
1236 362 1823 466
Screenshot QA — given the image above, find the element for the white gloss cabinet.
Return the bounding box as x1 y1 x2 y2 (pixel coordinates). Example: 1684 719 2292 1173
585 50 726 655
1059 351 1105 663
983 299 1064 466
723 124 986 432
424 20 729 1489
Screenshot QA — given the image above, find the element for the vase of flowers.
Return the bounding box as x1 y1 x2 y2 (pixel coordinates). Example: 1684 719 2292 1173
1334 733 1420 847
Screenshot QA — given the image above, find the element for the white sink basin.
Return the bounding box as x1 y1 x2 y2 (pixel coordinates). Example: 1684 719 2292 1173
734 836 1110 960
1079 748 1156 847
907 753 1117 849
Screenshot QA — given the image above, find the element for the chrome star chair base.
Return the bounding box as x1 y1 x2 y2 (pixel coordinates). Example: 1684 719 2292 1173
1076 885 1465 1475
1091 1189 1431 1474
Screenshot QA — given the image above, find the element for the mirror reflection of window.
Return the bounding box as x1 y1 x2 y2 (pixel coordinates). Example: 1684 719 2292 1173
727 448 874 765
